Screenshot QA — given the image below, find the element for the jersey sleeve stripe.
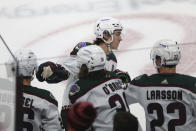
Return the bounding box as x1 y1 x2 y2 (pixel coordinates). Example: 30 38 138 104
23 91 58 107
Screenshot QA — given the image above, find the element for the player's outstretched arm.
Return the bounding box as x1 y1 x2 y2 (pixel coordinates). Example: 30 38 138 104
36 61 70 83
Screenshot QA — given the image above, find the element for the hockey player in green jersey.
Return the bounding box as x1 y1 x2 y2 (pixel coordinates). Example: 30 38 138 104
68 45 130 131
12 49 63 131
125 39 196 131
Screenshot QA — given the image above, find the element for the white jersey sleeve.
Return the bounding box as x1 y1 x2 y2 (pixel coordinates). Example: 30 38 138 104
58 56 79 76
62 74 78 106
41 100 63 131
58 56 79 107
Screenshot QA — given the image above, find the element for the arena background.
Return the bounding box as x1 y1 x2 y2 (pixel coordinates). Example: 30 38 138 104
1 0 196 130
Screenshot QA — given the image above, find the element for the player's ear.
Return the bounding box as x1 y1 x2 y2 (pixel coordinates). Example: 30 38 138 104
155 56 161 67
103 30 111 41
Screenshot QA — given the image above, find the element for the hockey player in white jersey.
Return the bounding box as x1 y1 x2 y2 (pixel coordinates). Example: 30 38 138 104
68 45 130 131
36 17 124 103
35 17 130 128
13 49 63 131
61 17 125 107
125 39 196 131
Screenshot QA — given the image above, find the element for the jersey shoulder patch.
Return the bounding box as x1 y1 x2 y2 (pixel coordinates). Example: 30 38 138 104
69 84 81 96
23 85 58 106
69 77 107 103
131 74 148 84
70 42 94 55
175 74 196 92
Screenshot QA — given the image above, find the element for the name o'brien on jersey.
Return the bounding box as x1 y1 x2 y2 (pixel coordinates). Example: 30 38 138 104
102 81 127 95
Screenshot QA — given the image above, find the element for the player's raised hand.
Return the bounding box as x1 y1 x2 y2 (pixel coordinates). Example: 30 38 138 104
36 61 70 83
36 61 57 82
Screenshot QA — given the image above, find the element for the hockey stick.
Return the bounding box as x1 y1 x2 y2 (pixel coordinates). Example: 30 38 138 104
0 34 23 131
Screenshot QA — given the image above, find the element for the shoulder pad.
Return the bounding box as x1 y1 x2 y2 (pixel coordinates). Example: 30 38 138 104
178 74 196 92
70 42 94 55
23 86 58 106
132 74 148 83
38 89 58 106
74 42 88 50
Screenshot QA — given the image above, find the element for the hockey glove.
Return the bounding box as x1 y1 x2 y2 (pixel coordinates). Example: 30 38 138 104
114 69 131 83
36 61 70 83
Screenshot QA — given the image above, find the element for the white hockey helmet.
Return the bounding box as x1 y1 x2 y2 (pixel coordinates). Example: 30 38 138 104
77 45 106 72
7 49 38 77
150 39 181 68
94 17 123 40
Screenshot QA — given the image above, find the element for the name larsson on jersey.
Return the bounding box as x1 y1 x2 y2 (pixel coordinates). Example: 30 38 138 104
102 81 127 95
146 90 183 100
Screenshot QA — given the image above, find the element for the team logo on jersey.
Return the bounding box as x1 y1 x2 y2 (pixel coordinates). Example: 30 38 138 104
69 84 80 96
161 79 168 84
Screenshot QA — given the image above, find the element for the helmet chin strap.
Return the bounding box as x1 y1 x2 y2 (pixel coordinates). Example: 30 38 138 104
31 76 34 81
30 69 36 81
153 58 161 71
102 35 113 54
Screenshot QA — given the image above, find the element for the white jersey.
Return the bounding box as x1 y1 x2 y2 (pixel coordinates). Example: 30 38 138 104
60 55 79 106
125 74 196 131
23 85 63 131
69 72 129 131
60 42 117 107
